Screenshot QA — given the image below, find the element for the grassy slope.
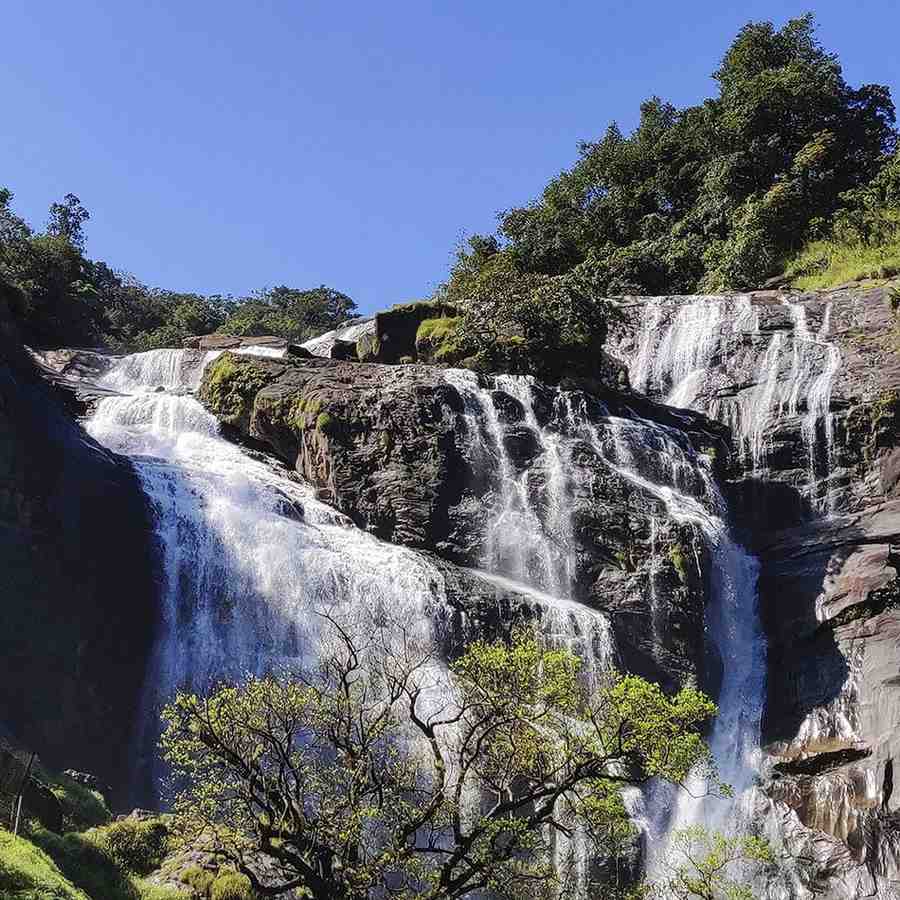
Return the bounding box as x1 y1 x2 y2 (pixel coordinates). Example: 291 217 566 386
0 827 186 900
783 229 900 291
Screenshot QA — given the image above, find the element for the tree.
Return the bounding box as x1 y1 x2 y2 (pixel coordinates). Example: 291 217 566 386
441 14 896 299
650 826 772 900
46 193 90 249
161 623 718 900
219 285 356 343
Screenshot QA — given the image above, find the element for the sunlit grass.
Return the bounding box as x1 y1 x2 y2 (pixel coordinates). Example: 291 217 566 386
784 225 900 291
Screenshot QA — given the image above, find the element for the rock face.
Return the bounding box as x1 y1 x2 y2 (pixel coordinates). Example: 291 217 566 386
0 308 158 806
199 351 731 693
617 285 900 897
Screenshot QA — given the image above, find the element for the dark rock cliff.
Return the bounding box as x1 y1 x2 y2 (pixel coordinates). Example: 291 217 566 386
0 309 158 804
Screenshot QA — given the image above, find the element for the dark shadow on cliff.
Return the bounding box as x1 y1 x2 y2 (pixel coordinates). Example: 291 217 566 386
0 330 159 810
727 475 855 746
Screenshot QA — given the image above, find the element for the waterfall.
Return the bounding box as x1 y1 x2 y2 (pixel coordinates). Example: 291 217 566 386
83 348 628 808
626 299 772 854
73 337 776 892
557 397 765 832
629 295 841 511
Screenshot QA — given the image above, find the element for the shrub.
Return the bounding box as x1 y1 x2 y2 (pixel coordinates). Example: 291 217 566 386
92 817 171 875
40 768 111 831
210 870 253 900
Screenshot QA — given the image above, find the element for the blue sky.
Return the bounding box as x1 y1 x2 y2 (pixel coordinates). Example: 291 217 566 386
3 1 898 315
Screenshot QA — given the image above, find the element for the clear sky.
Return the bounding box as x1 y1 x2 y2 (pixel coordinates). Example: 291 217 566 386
3 1 898 315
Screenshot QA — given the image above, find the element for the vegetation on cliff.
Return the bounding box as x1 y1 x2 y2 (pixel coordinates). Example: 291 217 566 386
440 15 897 305
0 814 186 900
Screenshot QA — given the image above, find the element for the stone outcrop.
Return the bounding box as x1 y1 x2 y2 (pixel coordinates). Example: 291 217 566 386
617 284 900 897
199 350 730 692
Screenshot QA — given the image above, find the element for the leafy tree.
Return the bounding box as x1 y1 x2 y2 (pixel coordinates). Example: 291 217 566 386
46 193 90 250
219 285 356 343
650 826 772 900
161 624 718 900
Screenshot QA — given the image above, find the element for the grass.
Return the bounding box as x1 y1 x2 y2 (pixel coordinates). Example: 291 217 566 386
783 230 900 290
0 829 88 899
0 823 186 900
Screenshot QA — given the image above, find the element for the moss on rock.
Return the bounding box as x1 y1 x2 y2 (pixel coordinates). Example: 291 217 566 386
200 353 279 430
415 316 463 364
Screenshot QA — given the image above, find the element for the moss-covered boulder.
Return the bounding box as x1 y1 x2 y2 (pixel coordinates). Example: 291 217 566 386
415 316 464 365
199 353 284 432
356 300 459 364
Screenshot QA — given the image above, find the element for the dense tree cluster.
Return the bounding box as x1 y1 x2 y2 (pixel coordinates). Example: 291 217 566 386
0 189 356 350
441 14 897 321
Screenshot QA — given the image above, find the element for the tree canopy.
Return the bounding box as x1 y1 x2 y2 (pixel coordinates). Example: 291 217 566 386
161 625 719 900
441 14 897 305
0 189 356 350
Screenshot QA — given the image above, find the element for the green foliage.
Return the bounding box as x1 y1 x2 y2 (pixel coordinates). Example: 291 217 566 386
442 248 623 379
160 624 717 900
38 768 111 832
314 411 338 435
782 152 900 289
650 825 772 900
442 15 896 305
0 829 88 899
88 818 171 875
218 285 356 343
209 870 253 900
46 194 90 250
0 188 356 350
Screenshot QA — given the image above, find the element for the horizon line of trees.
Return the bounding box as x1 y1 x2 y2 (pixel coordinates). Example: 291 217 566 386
0 190 358 351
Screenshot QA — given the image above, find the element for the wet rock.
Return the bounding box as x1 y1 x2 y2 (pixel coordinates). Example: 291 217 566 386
199 352 726 694
0 323 157 807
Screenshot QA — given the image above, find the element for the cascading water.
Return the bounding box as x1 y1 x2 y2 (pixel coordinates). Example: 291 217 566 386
87 348 463 796
72 336 777 892
83 348 627 810
630 295 842 510
556 395 766 836
445 366 767 873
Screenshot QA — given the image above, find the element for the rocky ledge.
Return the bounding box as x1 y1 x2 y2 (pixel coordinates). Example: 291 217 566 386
198 350 731 691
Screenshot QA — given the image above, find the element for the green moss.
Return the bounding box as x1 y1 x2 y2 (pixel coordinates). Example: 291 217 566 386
38 768 111 831
315 411 341 436
86 817 171 875
668 544 688 583
0 830 88 899
23 824 181 900
372 301 459 363
415 316 463 365
291 395 323 429
181 865 215 894
210 870 253 900
200 354 276 427
178 865 252 900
